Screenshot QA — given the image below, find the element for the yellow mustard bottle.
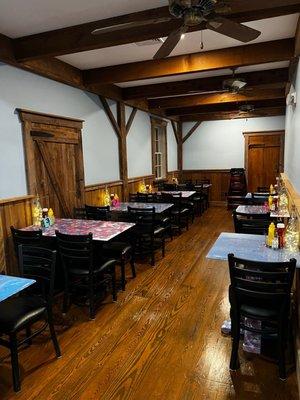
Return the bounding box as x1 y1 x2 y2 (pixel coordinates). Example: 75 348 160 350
268 222 275 247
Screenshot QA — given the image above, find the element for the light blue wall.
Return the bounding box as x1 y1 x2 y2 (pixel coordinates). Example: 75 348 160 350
167 122 178 171
0 63 119 198
285 62 300 193
126 106 152 178
183 116 286 170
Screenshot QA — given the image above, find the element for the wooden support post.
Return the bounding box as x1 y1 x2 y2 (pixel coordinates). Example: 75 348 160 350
117 102 129 200
177 122 183 179
183 121 202 143
126 107 137 135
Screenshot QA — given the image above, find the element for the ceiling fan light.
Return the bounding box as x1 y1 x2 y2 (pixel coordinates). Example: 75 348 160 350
181 33 186 39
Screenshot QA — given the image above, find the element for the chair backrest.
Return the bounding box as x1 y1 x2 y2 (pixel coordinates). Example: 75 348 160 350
18 245 57 306
228 254 296 311
232 210 270 235
74 207 87 219
85 205 110 221
127 206 156 232
55 230 94 275
129 193 138 202
163 183 177 191
257 186 269 193
11 226 43 257
137 192 157 203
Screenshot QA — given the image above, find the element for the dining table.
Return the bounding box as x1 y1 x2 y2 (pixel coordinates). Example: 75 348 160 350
0 274 35 302
111 202 173 214
23 218 135 242
206 232 300 267
157 191 196 198
236 205 290 218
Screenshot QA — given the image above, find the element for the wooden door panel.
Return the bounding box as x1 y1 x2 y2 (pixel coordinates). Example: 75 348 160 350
248 147 264 192
19 110 85 219
245 131 284 193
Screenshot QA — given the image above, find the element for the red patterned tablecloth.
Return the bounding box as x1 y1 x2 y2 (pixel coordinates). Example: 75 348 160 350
23 218 135 242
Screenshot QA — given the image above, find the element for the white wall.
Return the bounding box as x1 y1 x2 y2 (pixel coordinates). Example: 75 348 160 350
0 63 120 198
183 116 286 170
285 61 300 193
167 122 178 171
126 107 152 178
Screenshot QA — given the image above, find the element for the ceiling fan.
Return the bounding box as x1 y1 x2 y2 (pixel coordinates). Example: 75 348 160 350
236 104 270 118
92 0 261 60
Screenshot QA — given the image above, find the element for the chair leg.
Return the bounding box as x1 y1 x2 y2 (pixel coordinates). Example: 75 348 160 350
230 316 240 371
130 257 136 278
120 259 126 291
10 334 21 392
89 282 95 320
278 320 287 380
47 311 61 358
111 266 117 302
162 238 165 258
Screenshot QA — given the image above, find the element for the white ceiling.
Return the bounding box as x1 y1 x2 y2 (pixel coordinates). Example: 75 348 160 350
0 0 168 38
118 61 290 88
57 14 298 69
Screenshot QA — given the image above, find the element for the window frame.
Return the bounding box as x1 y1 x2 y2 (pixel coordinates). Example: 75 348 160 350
150 117 168 181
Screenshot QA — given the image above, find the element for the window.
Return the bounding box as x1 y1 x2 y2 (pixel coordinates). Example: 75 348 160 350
151 117 167 180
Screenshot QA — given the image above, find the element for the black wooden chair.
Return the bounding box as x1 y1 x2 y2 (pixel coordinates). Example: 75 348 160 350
249 193 269 205
161 193 189 233
232 210 270 235
85 205 111 220
0 246 61 392
228 254 296 380
129 193 138 202
128 206 166 266
136 192 158 203
55 231 117 319
11 226 43 258
73 207 87 219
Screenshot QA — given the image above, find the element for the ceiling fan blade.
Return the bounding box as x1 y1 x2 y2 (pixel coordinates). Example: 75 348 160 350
153 25 188 60
91 17 172 35
206 16 261 43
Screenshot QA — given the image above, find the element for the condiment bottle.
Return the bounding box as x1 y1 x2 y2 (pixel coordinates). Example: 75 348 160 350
272 230 279 249
270 184 275 194
268 222 275 247
277 223 285 249
268 195 273 209
48 208 55 226
42 208 48 218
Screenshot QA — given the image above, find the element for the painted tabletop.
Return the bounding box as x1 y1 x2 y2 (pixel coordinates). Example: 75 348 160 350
23 218 135 242
111 202 173 213
245 192 269 199
0 275 35 302
206 232 300 267
158 191 196 198
236 205 269 215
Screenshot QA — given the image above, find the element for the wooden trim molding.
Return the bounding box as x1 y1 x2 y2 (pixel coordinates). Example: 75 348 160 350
85 180 123 192
128 174 155 184
0 194 35 205
17 109 84 129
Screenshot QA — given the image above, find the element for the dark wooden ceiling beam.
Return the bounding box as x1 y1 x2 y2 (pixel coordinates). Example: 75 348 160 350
84 39 294 85
13 1 300 61
123 68 289 100
166 98 286 116
180 107 286 122
149 88 285 110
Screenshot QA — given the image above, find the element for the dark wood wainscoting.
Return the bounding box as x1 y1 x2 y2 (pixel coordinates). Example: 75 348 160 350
182 169 231 205
0 195 35 274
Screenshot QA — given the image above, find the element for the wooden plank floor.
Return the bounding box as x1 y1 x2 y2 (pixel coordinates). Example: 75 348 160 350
0 207 298 399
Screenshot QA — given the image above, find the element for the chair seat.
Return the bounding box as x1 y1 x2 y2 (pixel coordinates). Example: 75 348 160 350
69 258 116 276
240 304 279 319
103 242 132 257
0 296 46 334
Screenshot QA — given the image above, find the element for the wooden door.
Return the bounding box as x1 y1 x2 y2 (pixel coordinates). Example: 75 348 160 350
244 131 284 192
18 110 85 218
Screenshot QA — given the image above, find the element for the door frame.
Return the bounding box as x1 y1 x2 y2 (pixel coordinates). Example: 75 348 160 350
243 130 285 184
17 109 85 211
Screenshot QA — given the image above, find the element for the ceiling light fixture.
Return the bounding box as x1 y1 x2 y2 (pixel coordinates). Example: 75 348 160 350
181 33 186 39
